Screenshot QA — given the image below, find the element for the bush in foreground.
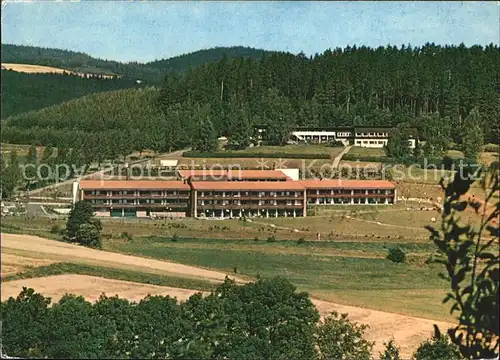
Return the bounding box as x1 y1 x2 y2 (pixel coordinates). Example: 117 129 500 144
387 246 406 263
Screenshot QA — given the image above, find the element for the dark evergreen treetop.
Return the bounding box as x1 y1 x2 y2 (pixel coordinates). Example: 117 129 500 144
2 43 499 164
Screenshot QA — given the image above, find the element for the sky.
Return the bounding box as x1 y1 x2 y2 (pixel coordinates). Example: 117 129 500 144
2 1 499 63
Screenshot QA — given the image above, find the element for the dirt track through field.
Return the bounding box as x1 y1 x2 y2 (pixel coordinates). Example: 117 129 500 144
1 233 242 283
1 253 58 277
1 274 453 357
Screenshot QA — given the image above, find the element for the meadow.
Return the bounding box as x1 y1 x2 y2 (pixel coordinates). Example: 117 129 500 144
102 235 451 321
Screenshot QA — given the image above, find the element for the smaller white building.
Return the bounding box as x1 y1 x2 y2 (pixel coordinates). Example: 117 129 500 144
290 126 418 149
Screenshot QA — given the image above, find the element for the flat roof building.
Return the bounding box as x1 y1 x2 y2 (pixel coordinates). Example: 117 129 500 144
288 126 418 148
300 179 396 205
191 180 306 219
77 180 191 218
74 173 397 219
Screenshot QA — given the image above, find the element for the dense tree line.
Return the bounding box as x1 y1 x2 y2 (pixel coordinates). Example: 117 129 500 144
2 43 498 168
2 44 272 84
157 43 498 144
1 70 144 118
1 276 466 360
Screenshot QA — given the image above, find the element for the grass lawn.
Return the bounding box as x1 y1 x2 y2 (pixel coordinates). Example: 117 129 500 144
103 236 452 321
175 157 334 171
1 207 436 242
347 146 387 158
240 144 345 157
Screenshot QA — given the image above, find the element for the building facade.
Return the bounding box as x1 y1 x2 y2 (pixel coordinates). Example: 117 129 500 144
300 180 396 205
289 126 418 148
190 181 307 218
74 172 397 218
77 180 191 217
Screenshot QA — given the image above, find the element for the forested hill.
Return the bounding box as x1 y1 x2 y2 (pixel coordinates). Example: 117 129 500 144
156 43 499 144
1 44 274 83
1 70 144 118
3 43 499 164
146 46 275 72
2 88 167 161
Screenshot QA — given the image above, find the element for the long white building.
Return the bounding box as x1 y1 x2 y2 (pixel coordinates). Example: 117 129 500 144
282 126 418 148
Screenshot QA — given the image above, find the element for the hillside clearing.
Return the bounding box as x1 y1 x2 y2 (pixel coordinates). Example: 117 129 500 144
2 63 116 78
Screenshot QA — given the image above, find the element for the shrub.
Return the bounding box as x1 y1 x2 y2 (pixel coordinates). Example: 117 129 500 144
413 328 463 360
50 224 62 235
297 237 306 245
266 235 276 243
316 311 373 360
341 154 400 164
119 232 133 241
253 237 259 242
379 339 401 360
387 246 406 263
170 234 179 242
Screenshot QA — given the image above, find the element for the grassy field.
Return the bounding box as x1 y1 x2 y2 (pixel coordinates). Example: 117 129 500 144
102 235 451 321
347 146 387 157
1 63 116 79
173 156 334 170
1 202 443 242
2 262 216 291
240 144 345 157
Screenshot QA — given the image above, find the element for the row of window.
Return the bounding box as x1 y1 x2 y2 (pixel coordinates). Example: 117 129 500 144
310 198 394 204
199 191 302 197
355 132 389 137
355 140 387 145
310 189 394 195
198 200 302 206
85 190 186 196
91 199 187 205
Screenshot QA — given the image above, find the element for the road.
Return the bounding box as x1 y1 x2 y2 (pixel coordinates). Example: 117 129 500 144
332 145 352 168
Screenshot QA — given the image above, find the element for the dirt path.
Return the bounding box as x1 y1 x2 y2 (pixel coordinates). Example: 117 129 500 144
1 233 243 283
332 145 352 168
1 274 453 357
1 253 58 277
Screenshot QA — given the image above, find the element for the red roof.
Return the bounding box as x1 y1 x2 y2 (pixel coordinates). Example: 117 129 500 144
177 169 288 180
190 181 305 191
300 179 396 190
79 180 190 190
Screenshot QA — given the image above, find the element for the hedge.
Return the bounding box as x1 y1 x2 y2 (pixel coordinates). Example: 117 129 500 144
182 151 331 159
341 154 398 164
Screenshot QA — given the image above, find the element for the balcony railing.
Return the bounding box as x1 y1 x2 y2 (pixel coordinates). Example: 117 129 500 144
197 203 303 210
84 193 190 200
306 193 394 198
198 195 303 201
